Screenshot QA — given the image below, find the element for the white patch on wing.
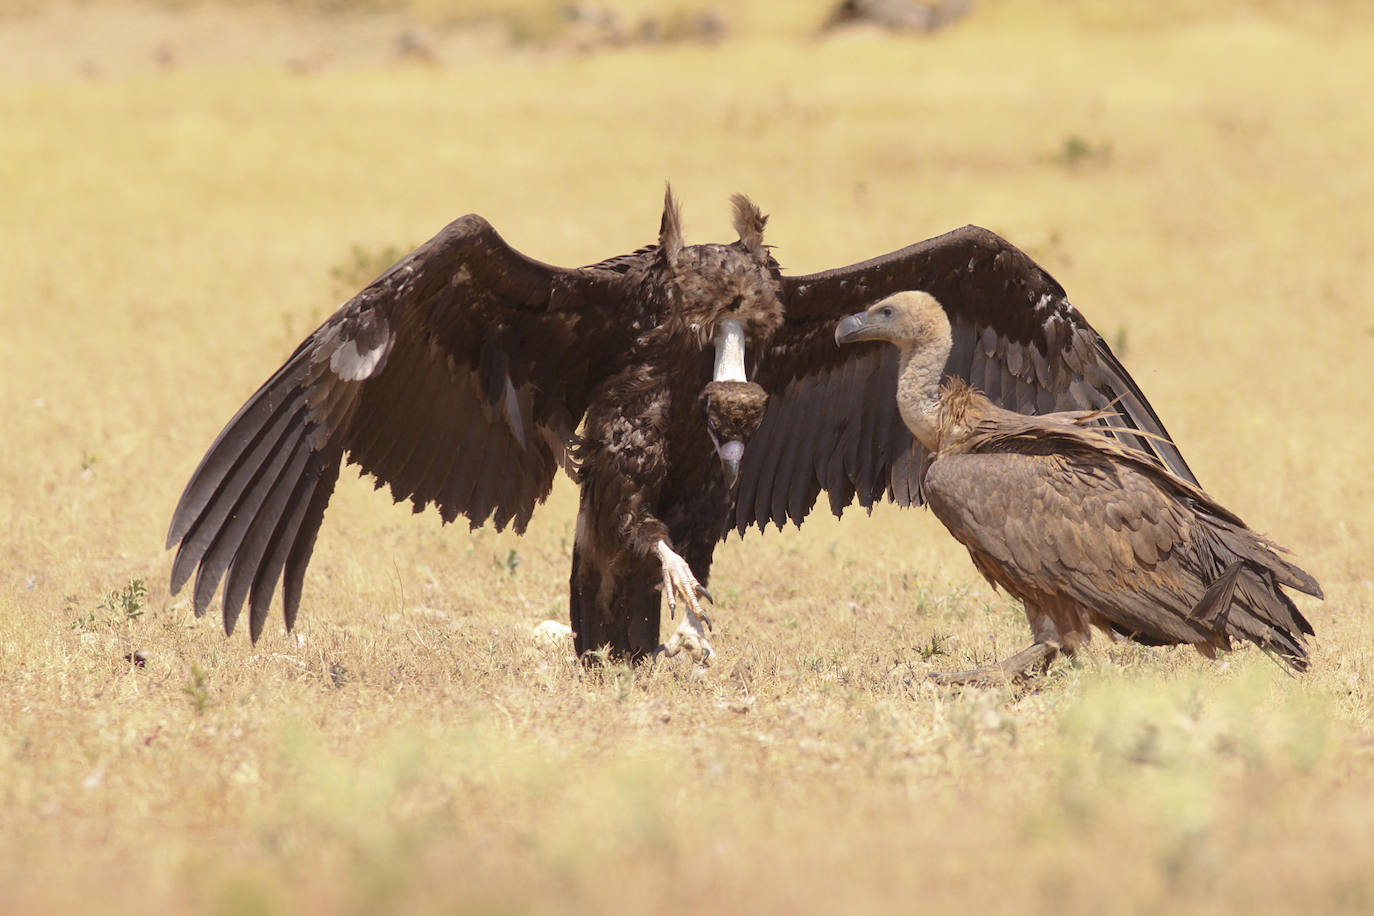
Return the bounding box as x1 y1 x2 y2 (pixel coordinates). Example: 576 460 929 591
713 318 747 383
329 337 389 381
501 376 528 449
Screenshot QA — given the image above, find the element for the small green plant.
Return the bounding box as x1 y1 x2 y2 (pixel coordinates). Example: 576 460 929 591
182 664 212 715
916 632 950 661
99 577 148 622
1113 327 1130 358
1049 134 1112 168
72 579 149 631
494 548 521 575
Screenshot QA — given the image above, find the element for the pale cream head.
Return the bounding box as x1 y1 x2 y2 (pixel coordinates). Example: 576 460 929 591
834 290 954 451
833 290 953 360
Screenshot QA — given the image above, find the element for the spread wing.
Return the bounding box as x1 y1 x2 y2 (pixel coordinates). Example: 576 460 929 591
734 224 1197 533
167 215 635 641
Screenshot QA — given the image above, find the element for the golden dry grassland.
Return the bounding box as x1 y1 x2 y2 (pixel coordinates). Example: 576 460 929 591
2 1 1372 912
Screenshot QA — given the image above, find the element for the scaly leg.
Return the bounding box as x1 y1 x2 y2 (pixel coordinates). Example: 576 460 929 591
928 641 1060 687
652 540 715 664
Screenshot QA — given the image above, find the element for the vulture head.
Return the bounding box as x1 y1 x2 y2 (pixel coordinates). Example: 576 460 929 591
657 187 781 487
834 290 952 355
835 290 954 450
701 379 768 487
657 189 784 345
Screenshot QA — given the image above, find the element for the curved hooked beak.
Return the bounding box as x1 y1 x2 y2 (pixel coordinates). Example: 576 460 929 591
835 310 886 345
717 439 744 489
707 426 744 488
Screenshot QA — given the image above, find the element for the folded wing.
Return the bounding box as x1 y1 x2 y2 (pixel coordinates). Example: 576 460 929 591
923 412 1319 667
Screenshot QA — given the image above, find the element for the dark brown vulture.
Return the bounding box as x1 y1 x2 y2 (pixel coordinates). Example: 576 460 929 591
835 291 1321 681
167 188 1197 663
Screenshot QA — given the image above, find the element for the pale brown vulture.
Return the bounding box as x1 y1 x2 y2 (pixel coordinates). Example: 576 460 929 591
835 291 1320 680
167 188 1197 663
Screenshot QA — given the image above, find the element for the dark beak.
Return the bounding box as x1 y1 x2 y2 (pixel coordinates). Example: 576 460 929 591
835 311 875 345
718 439 744 488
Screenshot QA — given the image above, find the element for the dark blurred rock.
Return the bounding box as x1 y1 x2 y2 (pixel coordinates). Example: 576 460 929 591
558 3 728 51
822 0 974 34
394 27 439 65
152 43 176 70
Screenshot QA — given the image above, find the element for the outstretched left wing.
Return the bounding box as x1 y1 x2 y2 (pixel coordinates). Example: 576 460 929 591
167 215 635 641
734 224 1197 533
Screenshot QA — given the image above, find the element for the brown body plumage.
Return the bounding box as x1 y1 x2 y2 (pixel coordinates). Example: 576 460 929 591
168 191 1203 664
837 291 1320 678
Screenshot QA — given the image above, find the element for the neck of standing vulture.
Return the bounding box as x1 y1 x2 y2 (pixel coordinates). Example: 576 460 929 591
894 324 952 452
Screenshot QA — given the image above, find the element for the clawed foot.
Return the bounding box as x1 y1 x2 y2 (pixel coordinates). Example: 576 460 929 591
928 641 1059 687
655 605 713 664
652 540 715 665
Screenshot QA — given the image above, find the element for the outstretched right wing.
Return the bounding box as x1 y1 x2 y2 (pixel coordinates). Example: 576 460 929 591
167 215 635 641
735 224 1197 533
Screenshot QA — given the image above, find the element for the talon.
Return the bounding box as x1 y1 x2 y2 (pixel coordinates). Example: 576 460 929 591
653 540 719 665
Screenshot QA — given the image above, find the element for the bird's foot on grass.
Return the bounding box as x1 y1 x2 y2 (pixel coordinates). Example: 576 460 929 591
928 641 1059 687
656 606 714 665
653 540 714 665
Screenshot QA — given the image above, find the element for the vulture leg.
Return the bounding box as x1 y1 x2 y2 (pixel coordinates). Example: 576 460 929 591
568 492 664 662
929 602 1065 685
927 641 1060 686
652 540 714 664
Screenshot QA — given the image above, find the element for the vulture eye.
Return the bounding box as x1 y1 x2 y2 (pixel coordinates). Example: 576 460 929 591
880 306 894 319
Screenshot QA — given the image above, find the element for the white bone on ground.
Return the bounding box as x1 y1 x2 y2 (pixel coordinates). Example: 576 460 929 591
532 620 572 642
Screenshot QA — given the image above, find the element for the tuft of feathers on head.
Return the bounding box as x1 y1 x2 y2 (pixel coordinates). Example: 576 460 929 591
730 193 769 261
659 184 684 265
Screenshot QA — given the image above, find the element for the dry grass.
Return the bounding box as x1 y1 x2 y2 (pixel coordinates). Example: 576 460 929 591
2 1 1372 913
